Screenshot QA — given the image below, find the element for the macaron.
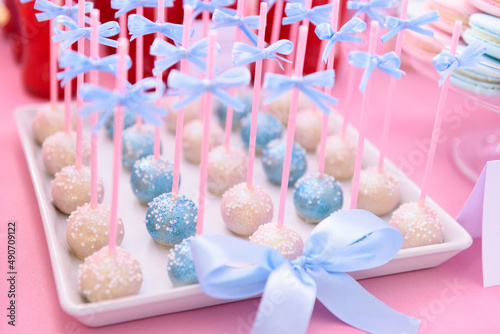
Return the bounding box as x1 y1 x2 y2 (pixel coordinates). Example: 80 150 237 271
463 14 500 60
424 0 478 33
402 28 449 63
467 0 500 17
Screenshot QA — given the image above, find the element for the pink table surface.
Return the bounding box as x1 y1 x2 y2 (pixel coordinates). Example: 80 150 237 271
2 36 500 334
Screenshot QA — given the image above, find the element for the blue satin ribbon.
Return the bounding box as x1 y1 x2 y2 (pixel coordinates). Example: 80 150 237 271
349 51 405 92
52 15 120 50
263 70 337 113
183 0 236 19
167 67 250 111
150 38 220 75
111 0 174 18
315 17 366 64
57 50 132 87
191 209 421 334
347 0 396 25
433 41 486 87
80 78 166 132
381 11 440 43
282 3 332 27
34 0 93 23
128 14 190 44
232 39 294 70
211 9 260 46
20 0 34 3
264 0 305 11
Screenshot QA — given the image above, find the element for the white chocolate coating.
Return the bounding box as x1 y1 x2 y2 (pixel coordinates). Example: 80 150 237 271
182 119 223 164
318 134 356 181
207 146 247 196
31 105 67 145
250 222 304 260
164 97 200 134
294 109 322 152
356 167 400 216
42 131 90 176
268 91 310 125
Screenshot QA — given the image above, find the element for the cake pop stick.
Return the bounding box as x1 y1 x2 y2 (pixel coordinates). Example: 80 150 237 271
75 0 85 169
284 0 310 75
153 0 165 160
90 9 99 208
64 0 73 134
135 5 144 126
49 0 58 110
202 0 210 37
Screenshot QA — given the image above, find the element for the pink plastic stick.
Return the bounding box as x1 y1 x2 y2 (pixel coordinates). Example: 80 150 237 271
154 1 165 160
246 2 268 187
196 31 217 236
277 25 308 227
419 21 462 206
265 0 284 76
318 0 339 176
172 5 193 195
64 0 72 134
90 9 99 209
377 0 408 171
75 0 85 169
285 22 299 75
235 0 245 43
350 21 379 210
49 1 57 110
119 13 126 38
341 65 357 137
136 6 144 126
109 38 129 252
202 0 209 38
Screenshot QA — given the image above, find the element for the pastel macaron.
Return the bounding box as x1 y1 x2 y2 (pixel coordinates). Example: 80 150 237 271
424 0 478 33
450 51 500 96
463 14 500 60
467 0 500 17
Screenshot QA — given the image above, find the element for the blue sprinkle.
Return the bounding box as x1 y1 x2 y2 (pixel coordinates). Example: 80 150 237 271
262 141 307 186
167 236 198 287
122 124 160 169
240 113 283 153
105 108 137 137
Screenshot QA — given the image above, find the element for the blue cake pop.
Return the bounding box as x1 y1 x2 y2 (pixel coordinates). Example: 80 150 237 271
215 91 252 130
262 141 307 186
105 108 137 137
145 193 197 247
293 172 344 223
130 155 180 204
240 113 283 154
167 236 198 287
122 124 160 169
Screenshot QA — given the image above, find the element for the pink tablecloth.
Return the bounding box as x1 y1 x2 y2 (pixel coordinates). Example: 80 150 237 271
1 37 500 334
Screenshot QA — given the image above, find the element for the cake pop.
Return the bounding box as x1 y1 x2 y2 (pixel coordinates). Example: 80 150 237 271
319 134 356 181
221 182 273 236
166 236 198 287
105 107 137 137
164 97 200 134
207 146 247 196
215 89 252 131
66 203 124 259
267 90 310 125
182 119 223 164
293 172 343 223
51 165 104 214
42 131 91 175
240 113 283 154
262 140 307 186
78 246 142 302
390 202 443 249
294 109 322 152
145 193 197 247
31 106 68 145
122 123 157 169
356 167 400 216
249 223 304 260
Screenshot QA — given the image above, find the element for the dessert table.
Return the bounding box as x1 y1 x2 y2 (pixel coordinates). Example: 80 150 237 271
1 35 500 333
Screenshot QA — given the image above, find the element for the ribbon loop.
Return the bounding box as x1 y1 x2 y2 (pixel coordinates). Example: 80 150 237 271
232 39 294 70
111 0 174 18
211 9 260 46
128 14 190 43
346 0 396 24
282 3 332 27
183 0 236 19
34 0 93 22
381 11 440 43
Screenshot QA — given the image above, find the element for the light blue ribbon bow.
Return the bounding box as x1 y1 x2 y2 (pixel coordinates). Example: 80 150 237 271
128 14 190 44
315 17 366 64
57 50 133 87
263 70 338 113
282 3 332 27
349 51 406 92
211 9 260 46
381 11 440 43
52 15 120 50
111 0 174 18
264 0 305 11
80 78 166 132
34 0 93 23
150 38 220 75
167 67 251 111
232 39 294 70
191 209 421 334
20 0 34 3
433 41 486 87
347 0 396 25
183 0 236 19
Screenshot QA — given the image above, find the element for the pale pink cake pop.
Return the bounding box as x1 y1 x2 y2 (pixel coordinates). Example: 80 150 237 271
164 97 200 134
319 134 356 181
31 106 67 145
221 183 273 236
66 203 124 260
78 246 142 302
207 146 247 196
268 91 310 126
356 167 400 216
182 119 223 164
51 165 104 215
390 202 443 249
250 223 304 260
42 131 90 175
294 109 322 152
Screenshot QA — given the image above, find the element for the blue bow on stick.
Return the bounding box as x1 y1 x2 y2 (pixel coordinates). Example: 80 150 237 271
167 67 251 111
264 0 305 11
315 17 366 64
80 78 166 132
381 11 440 43
150 38 220 75
183 0 236 19
232 39 294 70
433 41 486 87
20 0 34 3
57 50 132 87
282 3 332 27
34 0 93 22
52 15 120 50
111 0 174 18
211 9 260 46
349 51 405 92
128 14 191 43
191 209 421 334
347 0 396 25
263 70 338 113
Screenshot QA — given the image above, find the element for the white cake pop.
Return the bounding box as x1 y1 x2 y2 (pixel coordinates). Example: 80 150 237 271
318 134 356 181
250 223 304 260
207 146 247 196
182 119 223 164
294 109 323 152
356 167 400 216
31 105 68 145
390 202 443 249
42 131 91 175
268 91 310 126
164 97 200 134
78 246 142 302
51 165 104 215
66 203 124 259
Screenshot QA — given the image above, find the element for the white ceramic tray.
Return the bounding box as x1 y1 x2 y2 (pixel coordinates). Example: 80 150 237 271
15 103 472 327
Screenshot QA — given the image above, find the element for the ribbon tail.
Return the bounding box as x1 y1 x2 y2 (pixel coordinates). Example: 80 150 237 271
99 37 119 48
239 25 259 47
409 26 434 37
172 92 204 111
380 27 400 44
188 56 208 73
212 89 245 111
358 66 375 93
322 39 335 64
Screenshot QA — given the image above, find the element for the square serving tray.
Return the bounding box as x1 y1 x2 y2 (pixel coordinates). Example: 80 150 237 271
15 103 472 327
